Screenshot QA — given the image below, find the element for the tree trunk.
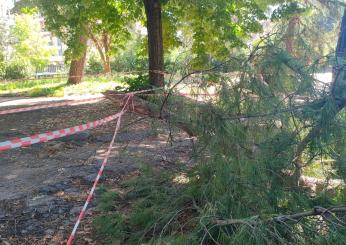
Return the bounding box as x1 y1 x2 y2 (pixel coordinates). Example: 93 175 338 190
68 36 88 84
285 16 299 54
143 0 164 87
292 10 346 183
88 31 112 74
332 9 346 97
103 59 111 74
102 33 111 74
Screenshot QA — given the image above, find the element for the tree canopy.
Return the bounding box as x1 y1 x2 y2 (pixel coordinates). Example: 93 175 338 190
17 0 286 85
10 13 56 72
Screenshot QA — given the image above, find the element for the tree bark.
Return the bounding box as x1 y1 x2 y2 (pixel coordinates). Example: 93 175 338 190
292 10 346 182
332 9 346 97
143 0 165 87
102 33 111 74
103 58 111 74
88 30 112 74
285 16 299 54
68 36 88 84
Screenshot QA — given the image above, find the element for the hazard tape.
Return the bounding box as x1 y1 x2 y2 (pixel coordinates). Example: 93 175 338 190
177 92 217 97
0 112 121 152
0 96 104 115
66 115 122 245
66 94 133 245
0 91 217 116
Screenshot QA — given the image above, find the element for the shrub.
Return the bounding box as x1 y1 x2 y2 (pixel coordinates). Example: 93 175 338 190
115 74 151 92
0 53 5 79
0 63 5 80
4 61 30 80
86 56 104 74
111 56 148 72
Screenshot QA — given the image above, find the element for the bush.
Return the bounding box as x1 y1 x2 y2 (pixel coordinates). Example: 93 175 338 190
86 56 104 74
115 74 151 92
4 62 30 80
0 53 5 79
0 63 4 80
111 55 148 72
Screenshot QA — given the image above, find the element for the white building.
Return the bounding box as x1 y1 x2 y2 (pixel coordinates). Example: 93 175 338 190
0 0 66 74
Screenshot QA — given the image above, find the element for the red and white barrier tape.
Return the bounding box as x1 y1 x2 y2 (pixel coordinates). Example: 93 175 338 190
177 92 217 97
0 112 121 152
0 91 217 116
66 94 133 245
136 92 218 97
0 96 104 115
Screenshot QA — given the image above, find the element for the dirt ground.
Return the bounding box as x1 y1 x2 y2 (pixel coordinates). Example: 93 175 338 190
0 97 193 244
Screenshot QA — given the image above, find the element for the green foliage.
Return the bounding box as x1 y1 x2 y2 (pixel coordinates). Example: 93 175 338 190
271 2 308 20
97 191 119 212
95 35 346 243
10 13 56 72
4 61 30 80
86 56 104 74
22 0 286 71
111 56 147 73
94 167 191 244
170 0 270 68
0 53 5 79
271 1 342 59
0 74 125 96
24 0 141 62
110 30 148 72
28 85 65 97
116 74 151 92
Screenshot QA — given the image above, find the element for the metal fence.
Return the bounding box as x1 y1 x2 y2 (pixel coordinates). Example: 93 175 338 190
35 64 68 78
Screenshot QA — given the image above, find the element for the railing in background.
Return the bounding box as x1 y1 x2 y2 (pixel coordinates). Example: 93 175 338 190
35 63 68 78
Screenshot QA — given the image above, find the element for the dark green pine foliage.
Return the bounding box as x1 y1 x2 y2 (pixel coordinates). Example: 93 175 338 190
93 2 346 245
94 36 346 244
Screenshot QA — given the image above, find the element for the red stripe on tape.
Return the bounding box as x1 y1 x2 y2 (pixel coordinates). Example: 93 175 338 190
66 94 133 245
0 145 10 151
11 138 21 144
30 135 39 140
0 112 122 152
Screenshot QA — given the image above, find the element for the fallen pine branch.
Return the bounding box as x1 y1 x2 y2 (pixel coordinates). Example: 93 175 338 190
273 206 346 223
214 206 346 227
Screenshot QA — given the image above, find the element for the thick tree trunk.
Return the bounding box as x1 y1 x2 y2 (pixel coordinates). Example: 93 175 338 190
143 0 164 87
68 36 88 84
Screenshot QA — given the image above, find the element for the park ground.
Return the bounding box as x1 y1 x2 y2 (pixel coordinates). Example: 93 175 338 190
0 76 193 244
0 74 338 244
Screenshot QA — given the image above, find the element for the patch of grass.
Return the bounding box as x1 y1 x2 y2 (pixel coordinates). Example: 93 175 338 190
0 78 64 95
93 166 193 244
28 84 65 97
0 74 127 97
64 75 126 96
302 160 337 179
